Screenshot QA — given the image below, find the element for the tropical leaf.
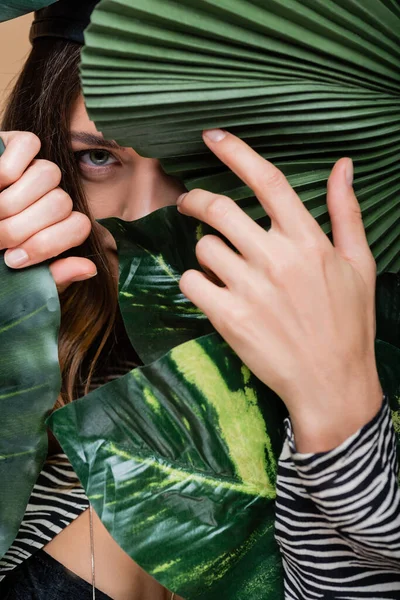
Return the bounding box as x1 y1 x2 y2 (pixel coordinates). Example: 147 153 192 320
47 284 400 598
81 0 400 273
376 272 400 349
48 332 286 600
375 273 400 453
49 204 400 598
0 256 60 559
0 0 56 22
100 208 222 363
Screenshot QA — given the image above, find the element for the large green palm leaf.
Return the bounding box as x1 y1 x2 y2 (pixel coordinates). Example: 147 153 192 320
0 259 60 558
81 0 400 273
48 332 286 599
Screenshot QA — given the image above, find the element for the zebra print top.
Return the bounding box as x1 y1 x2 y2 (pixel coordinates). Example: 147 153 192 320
0 352 139 581
0 455 89 579
1 394 399 598
276 396 400 598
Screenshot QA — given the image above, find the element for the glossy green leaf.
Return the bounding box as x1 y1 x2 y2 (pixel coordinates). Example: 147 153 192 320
50 204 400 597
376 272 400 349
82 0 400 273
375 273 400 453
100 209 221 363
0 258 61 558
48 332 286 599
0 0 56 22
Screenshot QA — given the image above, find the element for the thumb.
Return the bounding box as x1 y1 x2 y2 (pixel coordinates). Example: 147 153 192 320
327 157 375 280
49 257 97 294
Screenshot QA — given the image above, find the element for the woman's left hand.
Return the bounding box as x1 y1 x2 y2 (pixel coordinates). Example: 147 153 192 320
178 129 383 453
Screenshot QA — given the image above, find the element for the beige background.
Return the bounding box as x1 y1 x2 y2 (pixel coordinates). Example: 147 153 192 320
0 14 33 115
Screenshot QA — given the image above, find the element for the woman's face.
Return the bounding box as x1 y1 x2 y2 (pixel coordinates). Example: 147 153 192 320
70 95 186 221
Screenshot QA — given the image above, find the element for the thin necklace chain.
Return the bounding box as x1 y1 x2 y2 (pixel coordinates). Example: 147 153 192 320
89 503 176 600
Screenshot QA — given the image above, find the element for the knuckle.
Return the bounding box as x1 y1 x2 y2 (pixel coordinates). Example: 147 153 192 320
178 188 200 208
0 220 20 248
304 243 331 269
195 234 217 258
20 131 41 154
205 195 231 221
301 233 326 254
0 162 18 188
0 133 41 188
70 212 92 244
256 167 286 192
26 241 45 263
48 188 73 213
187 188 202 198
36 159 62 184
348 205 363 223
179 269 194 292
297 222 329 251
30 230 53 260
268 259 291 283
223 303 250 329
16 131 42 155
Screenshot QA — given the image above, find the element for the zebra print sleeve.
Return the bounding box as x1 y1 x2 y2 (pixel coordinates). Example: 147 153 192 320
275 397 400 599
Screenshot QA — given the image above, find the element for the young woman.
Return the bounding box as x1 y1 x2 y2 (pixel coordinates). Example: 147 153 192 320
0 2 399 599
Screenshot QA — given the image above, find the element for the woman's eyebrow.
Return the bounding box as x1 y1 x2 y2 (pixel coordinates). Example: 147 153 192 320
70 131 125 151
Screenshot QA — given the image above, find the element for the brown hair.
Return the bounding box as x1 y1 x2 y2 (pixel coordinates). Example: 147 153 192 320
1 38 119 407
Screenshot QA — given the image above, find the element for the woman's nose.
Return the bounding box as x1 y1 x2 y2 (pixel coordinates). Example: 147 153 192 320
121 156 186 222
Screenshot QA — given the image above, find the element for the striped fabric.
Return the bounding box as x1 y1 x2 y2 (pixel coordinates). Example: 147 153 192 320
276 398 400 598
2 366 400 599
0 455 89 579
0 351 139 581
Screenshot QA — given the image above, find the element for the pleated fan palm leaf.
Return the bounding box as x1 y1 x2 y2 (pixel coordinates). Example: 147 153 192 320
81 0 400 274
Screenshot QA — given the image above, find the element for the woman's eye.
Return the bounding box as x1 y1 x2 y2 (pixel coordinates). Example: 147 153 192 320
77 150 119 168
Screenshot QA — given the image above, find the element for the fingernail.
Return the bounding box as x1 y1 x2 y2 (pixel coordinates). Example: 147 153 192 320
71 271 97 283
177 193 187 206
4 249 29 267
345 158 354 186
203 129 227 143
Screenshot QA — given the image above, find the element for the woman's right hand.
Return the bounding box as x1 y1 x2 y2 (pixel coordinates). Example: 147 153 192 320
0 131 97 293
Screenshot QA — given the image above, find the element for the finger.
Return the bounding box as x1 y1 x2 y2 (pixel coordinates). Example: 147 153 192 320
327 158 375 278
0 159 62 219
0 132 41 190
179 268 232 325
4 211 91 269
0 188 72 251
195 234 246 288
202 129 320 239
178 189 269 262
50 257 97 294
